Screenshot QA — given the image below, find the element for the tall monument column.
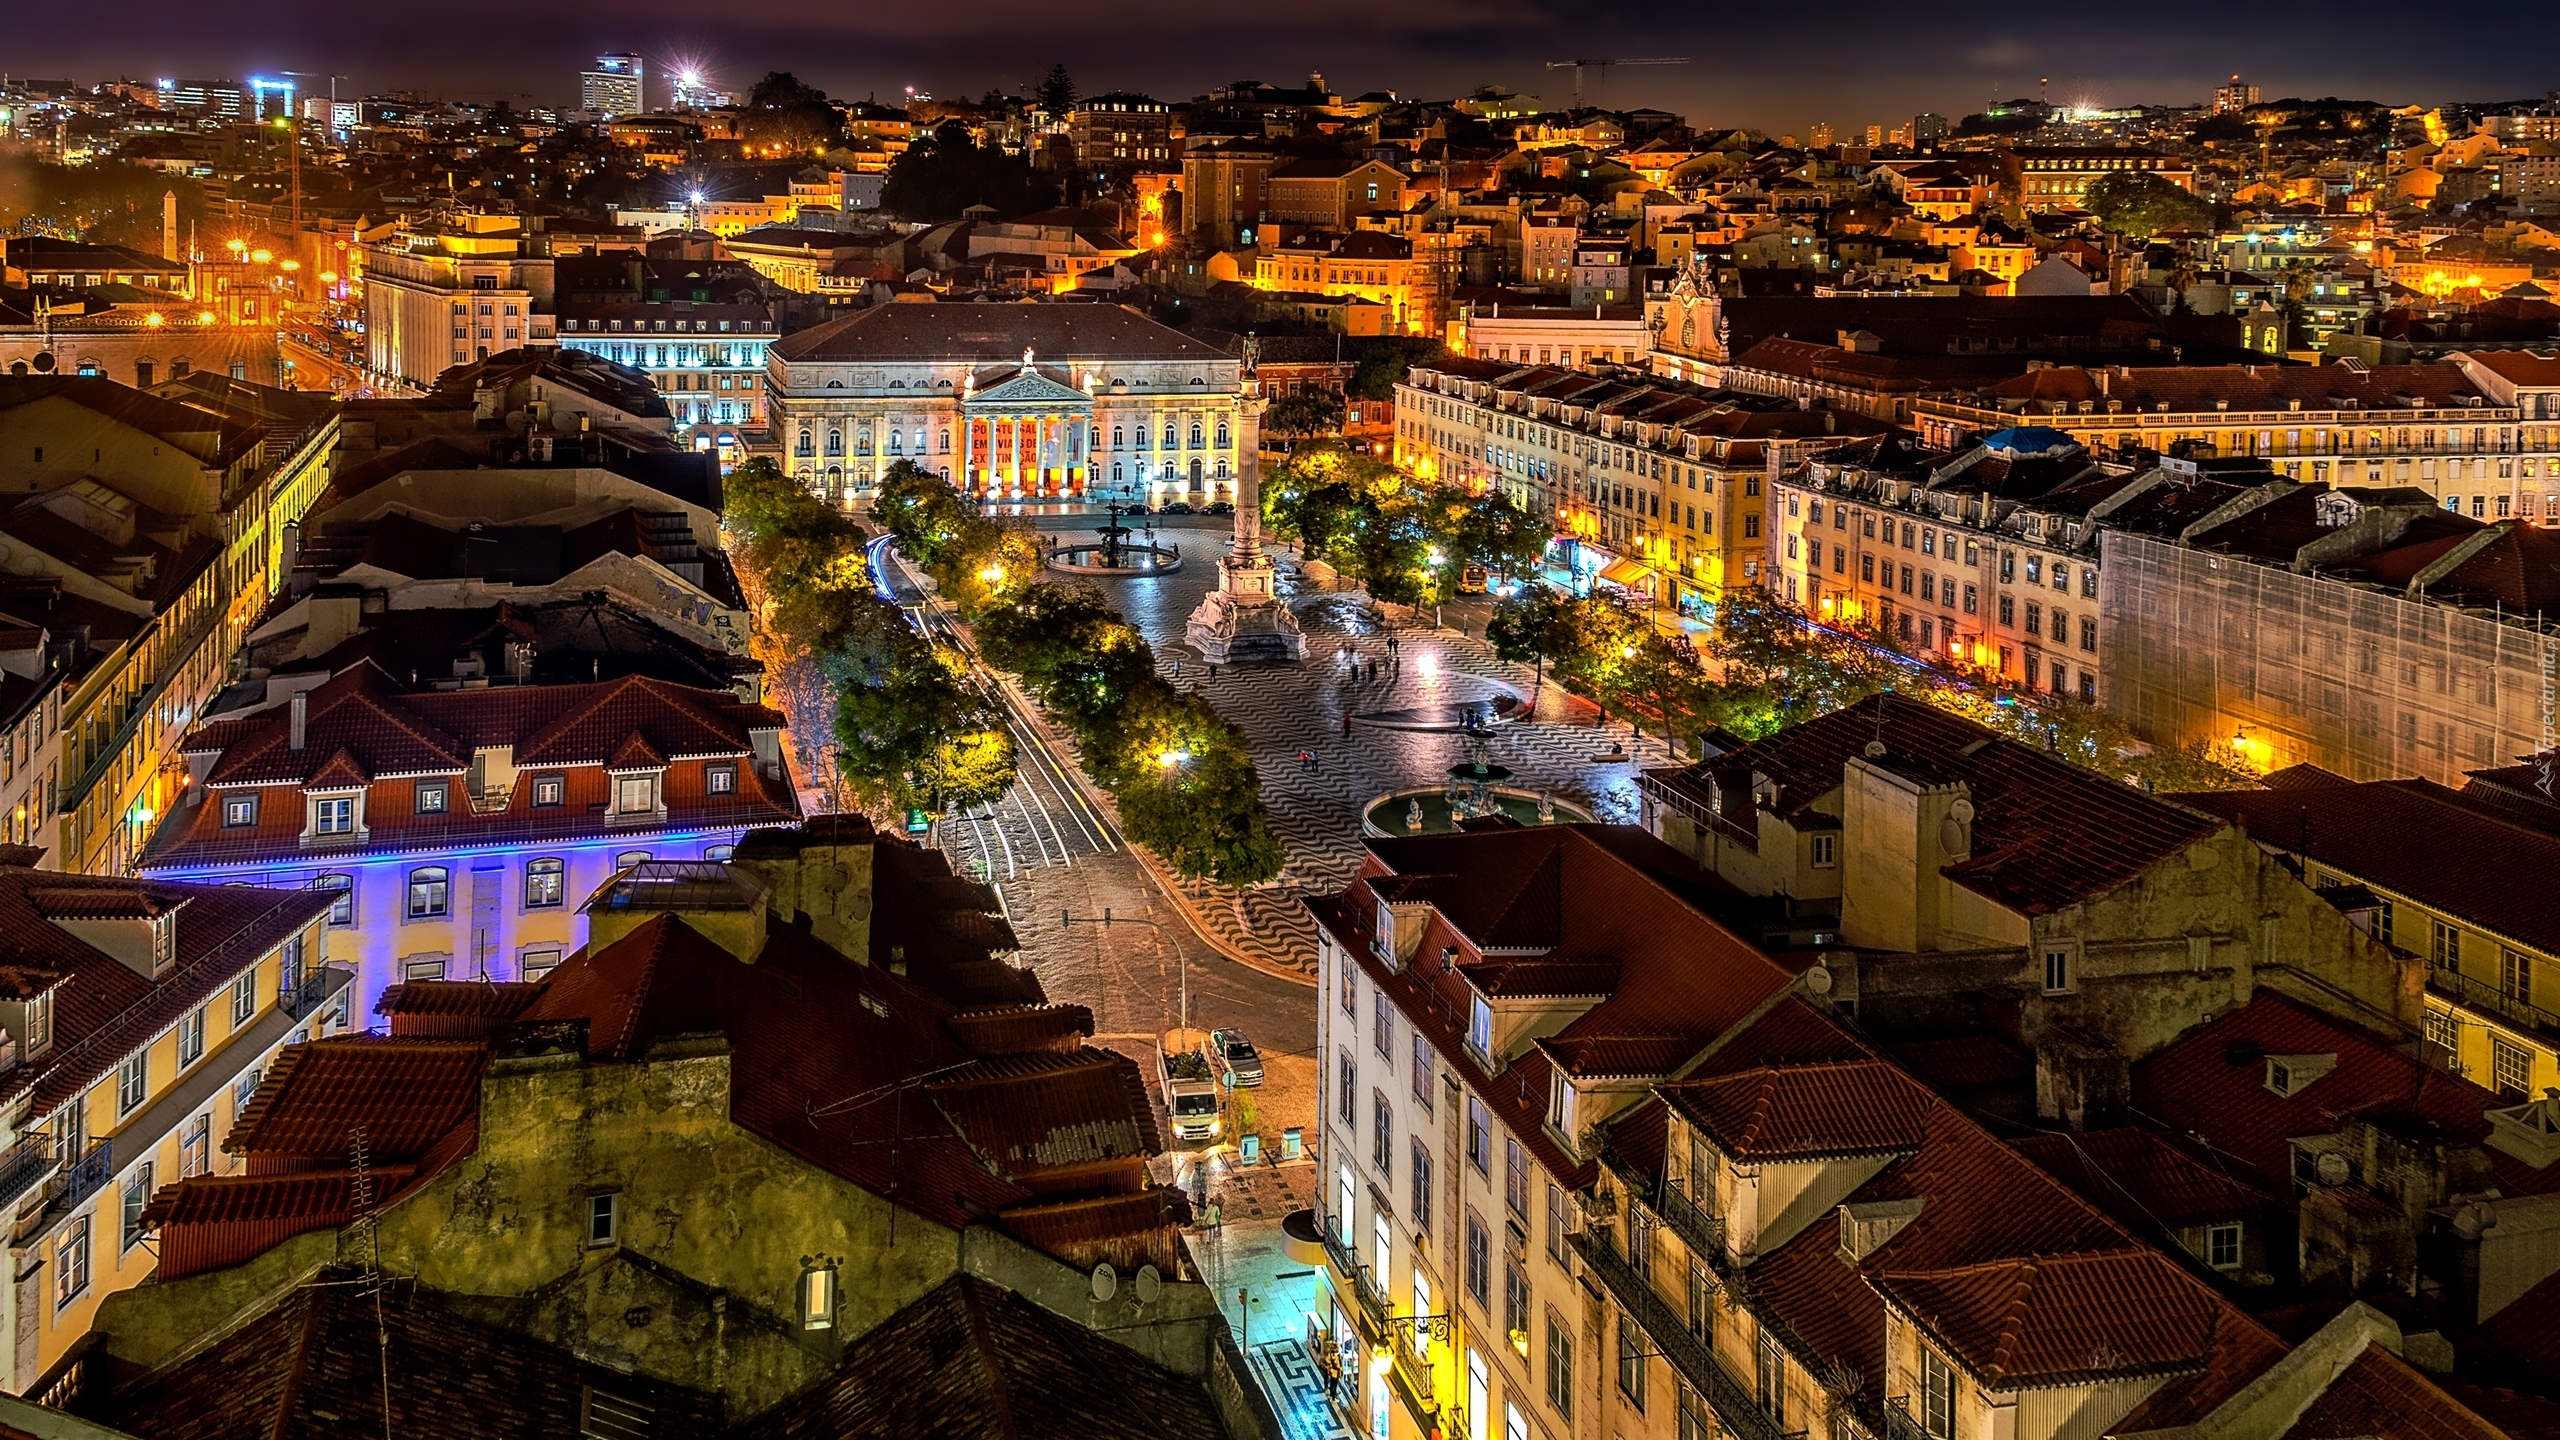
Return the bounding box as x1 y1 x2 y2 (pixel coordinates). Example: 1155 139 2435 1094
1185 363 1306 663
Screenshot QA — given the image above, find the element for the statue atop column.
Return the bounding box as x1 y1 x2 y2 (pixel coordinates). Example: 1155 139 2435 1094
1184 373 1305 663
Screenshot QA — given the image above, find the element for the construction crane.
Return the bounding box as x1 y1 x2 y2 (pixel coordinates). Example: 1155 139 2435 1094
1544 57 1689 101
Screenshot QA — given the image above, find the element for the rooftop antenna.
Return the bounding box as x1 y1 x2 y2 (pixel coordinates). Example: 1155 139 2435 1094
347 1125 393 1440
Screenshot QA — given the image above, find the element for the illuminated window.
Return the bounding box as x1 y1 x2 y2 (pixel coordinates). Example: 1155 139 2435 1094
221 793 258 828
525 857 565 909
616 775 655 814
415 781 448 815
521 948 563 980
406 866 450 920
531 773 566 808
706 763 737 795
799 1260 839 1329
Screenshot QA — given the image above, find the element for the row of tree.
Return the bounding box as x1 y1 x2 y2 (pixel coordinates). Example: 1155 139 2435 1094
871 463 1287 885
724 459 1020 820
1260 443 1548 606
1486 583 2254 793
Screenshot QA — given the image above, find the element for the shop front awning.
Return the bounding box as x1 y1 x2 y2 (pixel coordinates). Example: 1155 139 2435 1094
1597 557 1656 589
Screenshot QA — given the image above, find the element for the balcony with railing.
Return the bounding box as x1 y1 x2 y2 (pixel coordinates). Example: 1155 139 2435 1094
15 1138 112 1244
1883 1396 1934 1440
280 962 354 1023
1652 1180 1730 1278
1318 1220 1389 1335
1570 1229 1801 1440
2432 964 2560 1043
0 1131 57 1211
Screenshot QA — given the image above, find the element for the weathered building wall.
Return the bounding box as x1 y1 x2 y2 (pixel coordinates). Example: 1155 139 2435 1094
2101 530 2560 785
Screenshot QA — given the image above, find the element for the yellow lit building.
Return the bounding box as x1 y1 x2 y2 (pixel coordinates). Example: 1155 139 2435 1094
1255 231 1422 333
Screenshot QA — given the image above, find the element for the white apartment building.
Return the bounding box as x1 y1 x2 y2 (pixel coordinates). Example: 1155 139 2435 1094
361 215 558 392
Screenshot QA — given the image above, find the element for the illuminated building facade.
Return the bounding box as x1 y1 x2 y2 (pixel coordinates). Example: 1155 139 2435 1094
0 377 337 877
2003 147 2197 212
360 214 558 392
138 662 799 1025
0 861 343 1396
1253 231 1422 333
555 304 777 456
767 303 1252 507
580 53 644 119
1394 355 1873 614
1068 93 1176 182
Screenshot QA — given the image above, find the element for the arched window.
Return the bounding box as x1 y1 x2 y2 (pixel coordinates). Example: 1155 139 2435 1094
1189 457 1205 483
1215 421 1231 448
703 843 736 862
826 465 842 483
887 431 904 454
888 379 905 389
1190 421 1205 449
314 873 354 927
855 432 873 454
795 429 814 457
1113 462 1125 483
824 429 843 456
1112 424 1125 448
1135 424 1150 451
615 850 652 869
1162 421 1177 449
939 427 952 453
406 867 450 920
524 858 565 909
1089 426 1102 451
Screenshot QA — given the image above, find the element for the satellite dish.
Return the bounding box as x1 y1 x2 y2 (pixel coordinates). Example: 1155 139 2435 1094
1090 1262 1118 1302
1862 740 1886 758
2315 1152 2349 1186
1133 1264 1162 1304
1805 963 1833 995
1949 798 1975 824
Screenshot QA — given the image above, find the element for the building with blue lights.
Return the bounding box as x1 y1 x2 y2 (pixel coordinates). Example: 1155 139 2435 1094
137 662 798 1025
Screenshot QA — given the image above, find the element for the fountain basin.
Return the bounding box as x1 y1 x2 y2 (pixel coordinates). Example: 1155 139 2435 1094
1047 543 1182 576
1363 785 1595 837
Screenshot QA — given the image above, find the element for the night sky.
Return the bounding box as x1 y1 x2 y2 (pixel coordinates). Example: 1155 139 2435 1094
11 0 2553 130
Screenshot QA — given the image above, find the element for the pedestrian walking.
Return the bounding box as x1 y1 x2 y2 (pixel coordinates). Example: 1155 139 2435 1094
1172 659 1184 678
1208 662 1219 679
1342 713 1354 738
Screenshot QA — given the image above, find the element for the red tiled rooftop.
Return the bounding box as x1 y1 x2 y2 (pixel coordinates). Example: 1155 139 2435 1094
1661 1058 1934 1160
227 1037 487 1162
2283 1343 2514 1440
2008 1126 2281 1229
1870 1249 2224 1387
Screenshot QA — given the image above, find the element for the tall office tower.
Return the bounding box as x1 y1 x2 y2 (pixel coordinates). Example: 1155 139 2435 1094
581 53 644 118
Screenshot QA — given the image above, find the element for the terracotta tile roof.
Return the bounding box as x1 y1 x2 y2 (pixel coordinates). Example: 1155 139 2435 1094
944 1004 1094 1057
376 979 549 1039
2007 1126 2282 1229
2130 992 2560 1198
1661 1058 1933 1159
104 1279 726 1440
2479 1264 2560 1378
148 662 799 869
1312 825 1796 1186
1870 1249 2223 1388
1959 361 2488 413
142 1167 415 1280
2 871 337 1114
924 1048 1162 1177
2283 1343 2514 1440
225 1036 487 1163
734 1275 1227 1440
2180 772 2560 957
995 1189 1192 1278
1678 694 2221 916
512 914 1051 1230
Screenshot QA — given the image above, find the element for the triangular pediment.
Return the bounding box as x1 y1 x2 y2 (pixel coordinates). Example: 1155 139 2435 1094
967 368 1095 409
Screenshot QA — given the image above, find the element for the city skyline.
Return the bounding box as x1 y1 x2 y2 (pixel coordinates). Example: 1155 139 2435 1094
9 0 2557 128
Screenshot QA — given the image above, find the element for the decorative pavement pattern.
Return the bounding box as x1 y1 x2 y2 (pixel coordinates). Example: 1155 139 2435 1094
1247 1340 1358 1440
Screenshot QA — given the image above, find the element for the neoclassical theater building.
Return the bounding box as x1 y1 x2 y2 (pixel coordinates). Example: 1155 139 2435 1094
765 303 1258 507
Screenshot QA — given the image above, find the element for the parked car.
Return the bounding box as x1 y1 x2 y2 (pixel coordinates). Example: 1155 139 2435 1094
1211 1028 1264 1087
1204 501 1235 516
1160 501 1193 515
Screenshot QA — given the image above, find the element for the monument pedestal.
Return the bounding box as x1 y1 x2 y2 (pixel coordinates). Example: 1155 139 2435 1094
1186 551 1305 663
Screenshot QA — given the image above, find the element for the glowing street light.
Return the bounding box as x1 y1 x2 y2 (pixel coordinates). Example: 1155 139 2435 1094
1156 749 1191 769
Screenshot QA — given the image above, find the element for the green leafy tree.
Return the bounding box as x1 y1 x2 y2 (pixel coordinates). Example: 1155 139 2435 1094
1346 336 1449 401
1486 584 1577 704
2083 171 2216 238
871 460 982 571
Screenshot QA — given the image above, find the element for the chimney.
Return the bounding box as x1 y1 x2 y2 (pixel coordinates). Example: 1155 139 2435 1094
289 691 308 751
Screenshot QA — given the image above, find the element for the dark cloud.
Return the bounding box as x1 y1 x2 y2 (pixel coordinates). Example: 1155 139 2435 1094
13 0 2551 127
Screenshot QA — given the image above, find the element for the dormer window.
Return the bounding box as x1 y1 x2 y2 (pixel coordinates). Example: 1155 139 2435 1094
1549 1072 1578 1136
615 774 657 814
1468 994 1493 1062
416 781 449 815
221 793 258 828
706 763 737 795
25 992 50 1055
311 796 355 836
150 911 176 972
